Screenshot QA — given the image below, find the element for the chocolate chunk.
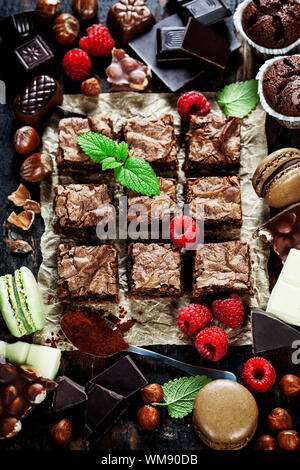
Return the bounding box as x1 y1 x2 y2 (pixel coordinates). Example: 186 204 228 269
88 356 147 398
52 376 87 412
106 48 151 91
252 308 300 353
182 17 230 69
14 35 55 76
156 27 195 63
180 0 231 25
0 10 39 46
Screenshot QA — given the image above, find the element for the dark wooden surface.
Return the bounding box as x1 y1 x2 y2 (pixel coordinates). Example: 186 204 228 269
0 0 300 451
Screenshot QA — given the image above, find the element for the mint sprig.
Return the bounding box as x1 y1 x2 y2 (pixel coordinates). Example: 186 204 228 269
216 79 259 119
154 375 211 419
78 132 160 196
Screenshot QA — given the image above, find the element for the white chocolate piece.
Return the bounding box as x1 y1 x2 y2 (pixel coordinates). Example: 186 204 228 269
26 344 61 380
5 341 30 365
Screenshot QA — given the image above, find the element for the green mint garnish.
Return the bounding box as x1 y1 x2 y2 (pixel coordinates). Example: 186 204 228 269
154 375 211 419
216 79 259 119
78 132 160 196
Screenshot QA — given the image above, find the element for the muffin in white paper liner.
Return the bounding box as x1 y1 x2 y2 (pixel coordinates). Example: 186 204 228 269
256 55 300 129
234 0 300 60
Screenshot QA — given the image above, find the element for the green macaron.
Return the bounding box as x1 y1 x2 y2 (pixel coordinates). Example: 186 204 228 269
0 267 45 338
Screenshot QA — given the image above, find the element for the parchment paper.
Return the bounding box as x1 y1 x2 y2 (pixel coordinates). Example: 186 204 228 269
35 92 270 349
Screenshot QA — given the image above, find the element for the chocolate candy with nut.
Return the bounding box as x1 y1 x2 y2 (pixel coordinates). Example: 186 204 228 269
0 362 57 440
106 48 151 91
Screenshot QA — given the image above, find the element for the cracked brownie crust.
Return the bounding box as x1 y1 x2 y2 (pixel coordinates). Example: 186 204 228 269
192 241 251 298
185 176 242 230
128 243 182 298
57 243 119 303
184 115 241 174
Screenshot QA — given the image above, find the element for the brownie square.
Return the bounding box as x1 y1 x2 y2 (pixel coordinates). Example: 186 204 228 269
56 117 114 175
53 184 114 238
122 114 178 174
128 243 181 298
57 243 119 303
184 115 241 175
185 176 242 230
192 241 251 298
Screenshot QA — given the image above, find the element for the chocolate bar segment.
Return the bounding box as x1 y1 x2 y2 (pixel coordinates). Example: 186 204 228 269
106 48 151 91
156 27 195 63
14 35 55 75
52 376 87 412
181 0 231 25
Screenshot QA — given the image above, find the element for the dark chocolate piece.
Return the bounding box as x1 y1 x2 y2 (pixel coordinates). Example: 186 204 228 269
182 17 230 69
13 75 63 129
252 308 300 354
14 35 55 75
0 10 39 46
129 13 210 92
89 356 148 398
52 376 87 412
156 27 195 63
181 0 231 25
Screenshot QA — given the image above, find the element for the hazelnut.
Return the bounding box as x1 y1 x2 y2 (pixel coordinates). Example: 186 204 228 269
137 405 160 431
13 126 40 155
72 0 98 20
81 78 101 97
20 152 52 182
280 374 300 397
51 419 72 446
9 240 33 254
53 14 80 45
267 408 292 431
141 384 164 404
254 435 278 450
278 430 300 450
36 0 62 20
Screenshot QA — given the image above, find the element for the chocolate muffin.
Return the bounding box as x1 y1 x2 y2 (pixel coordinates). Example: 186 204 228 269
263 56 300 117
242 0 300 49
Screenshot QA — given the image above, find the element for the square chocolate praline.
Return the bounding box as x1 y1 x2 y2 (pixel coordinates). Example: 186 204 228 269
122 114 178 174
185 176 242 231
57 243 119 303
108 0 156 44
56 117 115 175
184 115 241 175
192 241 251 298
128 243 182 298
53 184 114 238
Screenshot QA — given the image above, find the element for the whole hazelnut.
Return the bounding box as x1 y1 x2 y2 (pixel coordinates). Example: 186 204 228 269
267 408 292 431
13 126 40 155
72 0 98 20
81 78 101 97
137 405 160 431
278 430 300 451
141 384 164 404
53 14 80 45
51 419 72 446
280 374 300 397
36 0 62 20
20 152 52 182
254 435 278 450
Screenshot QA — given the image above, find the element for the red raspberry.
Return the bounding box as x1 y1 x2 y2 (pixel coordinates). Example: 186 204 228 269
178 303 212 337
169 216 200 247
242 357 276 393
195 327 228 361
80 24 115 57
212 294 245 329
177 91 211 121
62 48 92 81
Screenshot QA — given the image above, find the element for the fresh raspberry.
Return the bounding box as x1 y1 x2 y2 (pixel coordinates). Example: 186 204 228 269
242 357 276 393
178 303 212 337
177 91 211 121
212 294 245 329
195 327 228 361
169 216 200 247
62 48 92 81
80 24 115 57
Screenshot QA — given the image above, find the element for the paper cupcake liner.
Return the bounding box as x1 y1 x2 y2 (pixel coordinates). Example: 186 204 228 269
234 0 300 60
256 55 300 130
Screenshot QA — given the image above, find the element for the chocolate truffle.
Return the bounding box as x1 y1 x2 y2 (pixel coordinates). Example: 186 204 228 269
193 380 258 450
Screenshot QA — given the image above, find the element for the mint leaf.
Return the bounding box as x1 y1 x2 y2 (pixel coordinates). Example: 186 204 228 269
78 132 117 163
101 158 123 171
216 79 259 119
114 157 160 196
155 376 211 419
115 141 129 162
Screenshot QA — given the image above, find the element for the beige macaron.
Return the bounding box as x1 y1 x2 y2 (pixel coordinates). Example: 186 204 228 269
252 148 300 208
193 379 258 450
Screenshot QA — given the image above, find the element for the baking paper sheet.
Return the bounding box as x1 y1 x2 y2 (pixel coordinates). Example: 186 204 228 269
35 92 270 349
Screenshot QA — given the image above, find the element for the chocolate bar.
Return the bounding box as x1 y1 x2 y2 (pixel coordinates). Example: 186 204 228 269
181 17 230 69
0 362 57 440
52 376 87 412
13 75 63 128
256 203 300 262
14 35 55 76
156 27 195 63
0 10 39 46
88 356 148 398
181 0 231 25
106 48 151 91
